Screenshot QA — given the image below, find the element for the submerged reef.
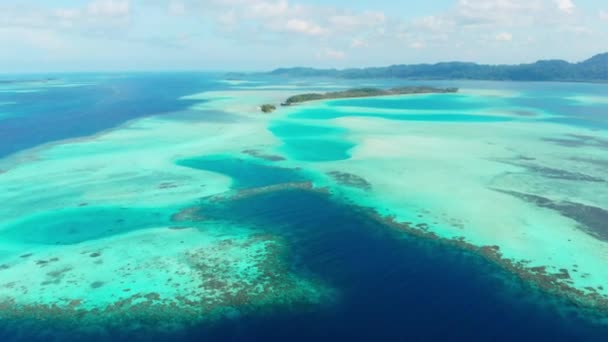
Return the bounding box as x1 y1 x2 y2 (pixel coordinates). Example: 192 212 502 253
0 227 330 335
327 171 372 190
351 201 608 314
242 149 286 162
1 177 607 336
186 182 608 315
170 206 206 223
494 189 608 242
494 159 605 183
206 182 325 203
543 134 608 149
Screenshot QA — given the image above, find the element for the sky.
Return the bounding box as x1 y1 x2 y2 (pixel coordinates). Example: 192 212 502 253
0 0 607 72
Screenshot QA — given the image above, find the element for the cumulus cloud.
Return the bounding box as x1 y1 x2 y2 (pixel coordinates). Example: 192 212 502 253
410 41 425 49
455 0 544 26
168 1 186 16
54 9 82 21
316 48 345 60
87 0 130 17
412 16 450 32
495 32 513 41
329 11 385 32
285 18 325 36
1 0 605 69
555 0 575 14
350 38 368 48
249 0 289 17
0 1 131 33
176 0 386 45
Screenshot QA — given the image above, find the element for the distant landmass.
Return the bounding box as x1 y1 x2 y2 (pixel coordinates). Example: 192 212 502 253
265 52 608 82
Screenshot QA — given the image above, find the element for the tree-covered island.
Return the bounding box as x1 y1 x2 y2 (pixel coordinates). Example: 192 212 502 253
281 86 458 106
260 104 277 113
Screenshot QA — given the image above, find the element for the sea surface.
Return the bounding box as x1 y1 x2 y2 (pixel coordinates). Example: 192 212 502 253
1 73 608 341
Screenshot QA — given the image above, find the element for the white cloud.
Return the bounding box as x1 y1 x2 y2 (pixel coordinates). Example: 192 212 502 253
455 0 544 26
410 41 425 49
316 48 345 60
285 18 325 36
560 25 591 35
250 0 289 18
178 0 387 43
168 1 186 16
54 9 82 20
350 38 368 48
2 0 604 70
412 16 449 31
495 32 513 41
329 11 385 32
87 0 130 17
555 0 575 14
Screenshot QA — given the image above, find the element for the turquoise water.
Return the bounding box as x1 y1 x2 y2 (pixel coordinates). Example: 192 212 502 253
0 206 173 245
176 155 308 189
269 121 355 161
277 138 355 162
326 94 495 110
289 107 514 122
160 156 608 341
269 122 345 137
1 74 608 341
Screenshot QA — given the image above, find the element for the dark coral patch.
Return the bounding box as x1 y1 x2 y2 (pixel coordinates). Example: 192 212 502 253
543 134 608 149
171 207 205 223
158 182 179 189
242 149 286 162
91 281 105 289
327 171 372 190
495 189 608 242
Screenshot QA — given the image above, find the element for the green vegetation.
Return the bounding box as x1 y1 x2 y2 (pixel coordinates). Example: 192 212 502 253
260 104 277 113
265 52 608 82
282 86 458 105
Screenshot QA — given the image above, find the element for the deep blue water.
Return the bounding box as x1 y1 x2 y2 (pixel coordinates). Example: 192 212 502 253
187 188 608 341
2 74 608 341
161 156 608 341
0 73 223 158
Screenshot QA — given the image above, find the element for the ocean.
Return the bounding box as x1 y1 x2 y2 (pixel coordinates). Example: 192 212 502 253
1 73 607 341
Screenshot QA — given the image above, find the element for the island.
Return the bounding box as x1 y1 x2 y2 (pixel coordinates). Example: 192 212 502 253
260 104 277 113
281 86 458 106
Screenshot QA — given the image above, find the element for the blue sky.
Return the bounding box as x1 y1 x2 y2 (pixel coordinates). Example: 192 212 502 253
1 0 607 72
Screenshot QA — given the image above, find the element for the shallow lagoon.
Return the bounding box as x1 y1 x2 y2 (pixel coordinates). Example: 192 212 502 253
1 74 608 341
